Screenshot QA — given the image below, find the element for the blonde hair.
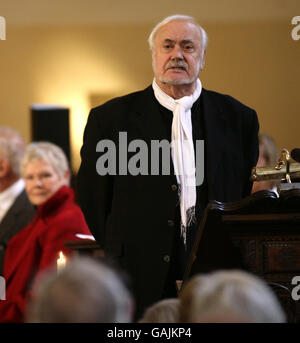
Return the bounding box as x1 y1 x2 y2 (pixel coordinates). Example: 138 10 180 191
21 142 69 183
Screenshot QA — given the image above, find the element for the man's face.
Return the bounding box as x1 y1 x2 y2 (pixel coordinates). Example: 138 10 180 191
152 20 204 86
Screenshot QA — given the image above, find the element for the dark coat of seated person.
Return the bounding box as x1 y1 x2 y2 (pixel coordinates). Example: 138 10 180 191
0 142 92 323
0 126 36 275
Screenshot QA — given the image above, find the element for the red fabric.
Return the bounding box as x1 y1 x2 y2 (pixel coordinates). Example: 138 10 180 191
0 186 92 322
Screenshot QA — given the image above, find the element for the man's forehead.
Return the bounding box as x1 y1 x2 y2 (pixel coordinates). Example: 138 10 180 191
155 20 201 42
163 38 195 44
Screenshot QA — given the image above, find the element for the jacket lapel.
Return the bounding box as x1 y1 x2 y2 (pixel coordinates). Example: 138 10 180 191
128 86 178 186
127 86 229 193
128 86 168 142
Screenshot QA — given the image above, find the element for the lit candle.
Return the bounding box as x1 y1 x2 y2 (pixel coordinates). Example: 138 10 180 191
57 251 66 272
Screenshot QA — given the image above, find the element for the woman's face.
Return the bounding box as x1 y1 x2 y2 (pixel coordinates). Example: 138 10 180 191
24 159 66 206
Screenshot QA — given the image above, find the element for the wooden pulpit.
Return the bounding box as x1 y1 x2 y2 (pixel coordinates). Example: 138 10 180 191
183 189 300 323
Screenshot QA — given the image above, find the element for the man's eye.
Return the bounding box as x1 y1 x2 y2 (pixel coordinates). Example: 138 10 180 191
184 45 193 51
163 44 172 49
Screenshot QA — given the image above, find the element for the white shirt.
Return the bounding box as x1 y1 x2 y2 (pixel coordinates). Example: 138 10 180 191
0 178 25 223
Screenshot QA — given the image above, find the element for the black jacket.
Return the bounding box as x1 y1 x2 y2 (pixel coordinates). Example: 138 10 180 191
0 189 35 275
77 85 259 316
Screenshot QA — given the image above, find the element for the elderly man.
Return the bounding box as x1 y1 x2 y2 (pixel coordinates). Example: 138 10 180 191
78 14 259 317
0 127 35 275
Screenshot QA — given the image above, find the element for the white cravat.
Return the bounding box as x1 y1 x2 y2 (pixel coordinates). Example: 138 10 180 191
152 78 202 246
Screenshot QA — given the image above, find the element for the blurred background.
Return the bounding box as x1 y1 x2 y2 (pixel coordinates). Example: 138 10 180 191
0 0 299 171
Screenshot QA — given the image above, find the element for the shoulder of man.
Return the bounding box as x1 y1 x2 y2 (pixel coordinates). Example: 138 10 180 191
91 85 153 118
202 88 256 115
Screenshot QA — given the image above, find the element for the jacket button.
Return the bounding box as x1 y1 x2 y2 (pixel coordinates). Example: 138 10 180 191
163 255 170 263
168 220 174 227
171 184 177 192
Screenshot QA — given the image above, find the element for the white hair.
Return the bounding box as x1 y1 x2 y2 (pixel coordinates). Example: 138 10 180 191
139 298 180 323
26 257 133 323
148 14 208 61
180 270 286 323
21 142 69 183
0 126 26 178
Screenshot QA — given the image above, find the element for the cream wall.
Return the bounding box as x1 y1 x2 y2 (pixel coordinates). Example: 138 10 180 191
0 20 299 170
202 21 300 154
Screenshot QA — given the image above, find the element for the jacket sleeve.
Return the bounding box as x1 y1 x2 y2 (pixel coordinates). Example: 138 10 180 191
77 108 113 248
242 108 259 197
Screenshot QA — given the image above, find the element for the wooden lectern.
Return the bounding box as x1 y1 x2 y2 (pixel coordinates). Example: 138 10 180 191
183 189 300 323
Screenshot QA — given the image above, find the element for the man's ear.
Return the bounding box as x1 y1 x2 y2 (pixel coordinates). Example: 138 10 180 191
200 50 206 71
0 158 10 178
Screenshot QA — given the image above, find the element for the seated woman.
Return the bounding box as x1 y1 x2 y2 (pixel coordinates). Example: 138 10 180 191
0 142 92 322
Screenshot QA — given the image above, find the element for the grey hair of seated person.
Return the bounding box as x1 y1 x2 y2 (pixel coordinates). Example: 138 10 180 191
179 270 286 323
138 298 179 323
21 141 70 184
0 126 26 178
26 256 134 323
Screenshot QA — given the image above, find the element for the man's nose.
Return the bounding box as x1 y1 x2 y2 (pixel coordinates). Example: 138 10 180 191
171 45 184 59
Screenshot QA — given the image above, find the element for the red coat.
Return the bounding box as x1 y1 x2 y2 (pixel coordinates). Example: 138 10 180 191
0 186 92 322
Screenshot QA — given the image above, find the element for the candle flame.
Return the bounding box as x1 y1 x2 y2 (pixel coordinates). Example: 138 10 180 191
57 251 66 270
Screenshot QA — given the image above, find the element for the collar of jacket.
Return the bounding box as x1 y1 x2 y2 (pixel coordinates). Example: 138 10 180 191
36 186 74 218
132 85 226 200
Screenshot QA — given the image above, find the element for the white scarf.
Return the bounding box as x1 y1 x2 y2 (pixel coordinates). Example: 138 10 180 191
152 78 202 247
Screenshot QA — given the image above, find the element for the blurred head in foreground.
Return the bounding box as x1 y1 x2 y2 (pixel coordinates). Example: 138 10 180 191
26 257 134 323
179 270 286 323
139 298 179 323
